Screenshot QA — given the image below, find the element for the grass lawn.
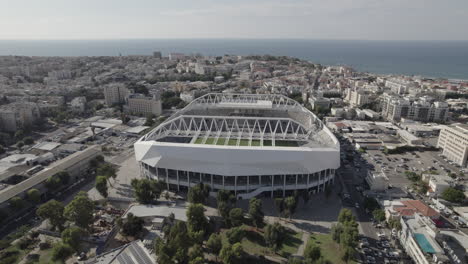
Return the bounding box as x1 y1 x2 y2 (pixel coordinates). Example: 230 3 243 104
251 140 261 146
0 241 38 264
36 247 64 264
308 233 357 264
279 229 303 257
222 225 302 259
194 137 269 147
275 141 299 147
205 138 215 144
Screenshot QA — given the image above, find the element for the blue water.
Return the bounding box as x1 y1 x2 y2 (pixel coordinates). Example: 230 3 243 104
414 233 436 254
1 39 468 79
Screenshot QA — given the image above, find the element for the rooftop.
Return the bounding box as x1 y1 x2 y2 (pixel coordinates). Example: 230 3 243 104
141 93 338 149
123 203 188 222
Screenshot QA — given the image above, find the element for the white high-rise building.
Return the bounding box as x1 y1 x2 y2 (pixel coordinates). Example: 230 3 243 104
437 124 468 168
104 84 129 106
0 102 41 132
345 89 371 107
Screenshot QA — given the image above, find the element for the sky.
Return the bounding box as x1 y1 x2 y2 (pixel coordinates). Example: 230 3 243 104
1 0 468 40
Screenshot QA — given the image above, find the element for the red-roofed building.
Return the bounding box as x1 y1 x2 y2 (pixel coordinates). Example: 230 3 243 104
399 200 439 219
384 199 440 221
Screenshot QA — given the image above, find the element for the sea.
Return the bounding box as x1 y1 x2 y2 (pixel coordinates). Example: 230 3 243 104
0 39 468 80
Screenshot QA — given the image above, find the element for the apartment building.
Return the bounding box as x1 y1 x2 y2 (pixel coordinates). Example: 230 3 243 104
126 94 162 116
345 89 371 107
385 78 417 94
0 102 41 132
104 84 129 106
399 214 449 264
309 95 330 110
381 95 449 123
437 124 468 168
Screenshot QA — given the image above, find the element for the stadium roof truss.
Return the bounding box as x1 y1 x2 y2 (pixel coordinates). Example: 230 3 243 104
146 115 311 146
141 93 339 148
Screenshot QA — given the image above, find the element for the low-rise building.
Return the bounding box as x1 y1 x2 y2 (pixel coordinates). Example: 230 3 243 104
0 145 101 206
398 129 423 145
70 96 87 113
366 172 388 191
126 94 162 116
427 175 452 195
308 96 330 110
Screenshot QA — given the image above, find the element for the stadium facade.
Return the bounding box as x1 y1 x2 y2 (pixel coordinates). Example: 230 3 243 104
134 93 340 199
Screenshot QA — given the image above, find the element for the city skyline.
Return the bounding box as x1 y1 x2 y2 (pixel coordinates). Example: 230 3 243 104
1 0 468 40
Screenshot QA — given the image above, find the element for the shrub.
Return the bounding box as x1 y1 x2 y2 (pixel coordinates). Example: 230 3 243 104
39 241 51 250
52 243 73 261
226 226 245 244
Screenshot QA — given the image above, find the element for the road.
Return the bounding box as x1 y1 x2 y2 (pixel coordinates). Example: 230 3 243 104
0 147 136 239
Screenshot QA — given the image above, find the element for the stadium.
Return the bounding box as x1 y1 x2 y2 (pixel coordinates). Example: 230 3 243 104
134 93 340 199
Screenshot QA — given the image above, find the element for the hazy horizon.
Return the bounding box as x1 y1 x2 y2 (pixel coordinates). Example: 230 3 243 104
1 0 467 41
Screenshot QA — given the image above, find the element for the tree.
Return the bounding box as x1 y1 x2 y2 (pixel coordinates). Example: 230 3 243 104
264 223 286 251
275 198 285 217
144 114 155 126
9 196 26 210
217 190 235 225
304 244 321 262
187 203 208 241
341 246 355 263
95 176 108 198
61 227 85 252
16 141 24 148
188 183 210 204
363 197 379 211
218 201 231 225
131 178 164 204
248 198 264 227
27 188 41 204
64 191 94 229
154 221 191 264
14 130 24 140
188 244 204 261
37 200 66 231
55 171 70 185
97 163 117 183
226 226 245 244
373 209 386 222
189 257 205 264
338 208 355 224
0 145 5 154
284 196 297 219
331 224 343 243
23 136 34 145
206 233 222 256
45 175 62 190
229 208 244 227
441 187 465 203
121 213 144 237
52 243 73 261
220 242 244 264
